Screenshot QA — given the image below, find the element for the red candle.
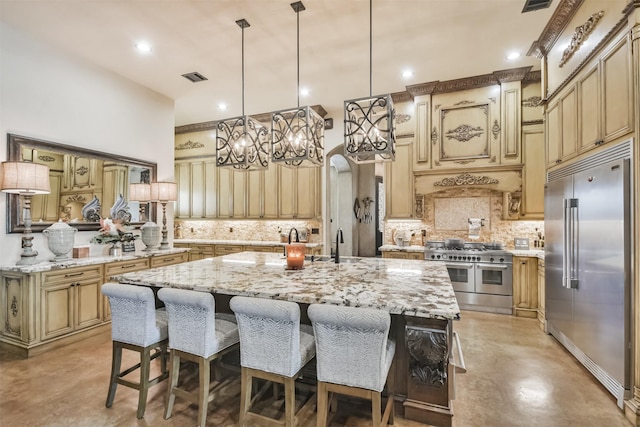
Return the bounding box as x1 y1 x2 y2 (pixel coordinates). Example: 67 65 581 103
286 243 305 270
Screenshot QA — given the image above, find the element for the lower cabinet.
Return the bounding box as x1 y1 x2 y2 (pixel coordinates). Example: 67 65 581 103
512 256 539 318
0 251 188 358
381 251 424 260
41 265 103 341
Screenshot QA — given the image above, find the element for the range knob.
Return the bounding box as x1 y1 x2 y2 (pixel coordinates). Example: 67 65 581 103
436 255 441 259
431 255 435 259
490 257 495 262
500 257 505 262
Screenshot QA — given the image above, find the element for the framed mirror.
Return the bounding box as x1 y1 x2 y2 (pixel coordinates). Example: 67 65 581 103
6 134 157 233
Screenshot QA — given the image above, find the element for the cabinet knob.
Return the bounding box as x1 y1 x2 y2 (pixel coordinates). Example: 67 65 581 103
556 159 562 164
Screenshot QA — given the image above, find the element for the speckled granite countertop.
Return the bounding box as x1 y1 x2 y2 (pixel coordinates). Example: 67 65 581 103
0 248 189 273
509 250 545 260
175 239 322 248
378 244 425 253
112 251 459 321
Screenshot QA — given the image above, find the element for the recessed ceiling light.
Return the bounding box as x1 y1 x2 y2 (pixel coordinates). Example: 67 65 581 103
135 42 152 53
218 103 228 110
506 52 521 60
300 88 310 96
402 69 414 78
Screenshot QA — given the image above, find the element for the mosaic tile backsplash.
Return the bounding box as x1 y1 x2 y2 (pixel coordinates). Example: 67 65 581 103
385 188 544 249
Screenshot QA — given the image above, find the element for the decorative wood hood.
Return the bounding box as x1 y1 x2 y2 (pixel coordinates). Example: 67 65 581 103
414 165 523 195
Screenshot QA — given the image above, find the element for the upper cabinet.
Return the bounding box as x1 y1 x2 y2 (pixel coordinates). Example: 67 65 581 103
385 139 414 219
544 34 633 169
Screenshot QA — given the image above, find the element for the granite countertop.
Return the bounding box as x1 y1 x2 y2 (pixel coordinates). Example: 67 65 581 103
113 251 460 321
0 248 189 273
378 244 425 253
175 239 322 248
509 249 545 260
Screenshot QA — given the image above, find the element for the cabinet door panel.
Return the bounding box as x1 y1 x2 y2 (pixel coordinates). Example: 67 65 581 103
263 166 279 219
247 170 263 219
190 161 205 218
521 131 545 218
296 168 317 219
41 284 74 340
602 37 632 141
560 88 577 160
545 101 561 167
385 141 414 219
233 171 246 218
76 279 102 329
279 166 295 218
175 162 191 218
217 168 232 218
204 161 217 217
577 65 600 151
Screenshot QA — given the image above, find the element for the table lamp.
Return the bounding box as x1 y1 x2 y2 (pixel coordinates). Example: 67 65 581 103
0 161 51 265
129 183 150 222
150 182 177 250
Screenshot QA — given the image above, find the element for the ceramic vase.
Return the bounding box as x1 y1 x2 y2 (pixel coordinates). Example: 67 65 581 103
43 221 77 261
141 221 161 251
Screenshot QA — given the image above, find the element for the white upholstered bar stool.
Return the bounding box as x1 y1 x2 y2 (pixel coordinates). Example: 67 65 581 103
101 282 169 419
230 296 316 427
157 288 240 427
307 304 396 427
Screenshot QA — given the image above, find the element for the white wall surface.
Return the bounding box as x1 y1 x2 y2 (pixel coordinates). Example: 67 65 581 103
0 22 175 264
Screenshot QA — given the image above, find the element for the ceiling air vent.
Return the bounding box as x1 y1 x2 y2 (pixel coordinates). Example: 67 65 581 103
181 72 208 83
522 0 552 13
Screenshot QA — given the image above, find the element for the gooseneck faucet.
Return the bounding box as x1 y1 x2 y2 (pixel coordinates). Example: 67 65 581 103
285 227 299 256
334 228 344 264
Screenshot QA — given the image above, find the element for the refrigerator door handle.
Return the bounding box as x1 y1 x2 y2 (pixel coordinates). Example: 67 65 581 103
563 199 570 288
568 198 579 289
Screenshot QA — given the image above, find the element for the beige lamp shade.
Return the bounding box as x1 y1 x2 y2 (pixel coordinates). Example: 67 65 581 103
150 182 177 202
0 161 51 194
129 183 151 202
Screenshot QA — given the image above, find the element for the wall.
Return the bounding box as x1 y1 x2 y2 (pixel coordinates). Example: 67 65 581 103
385 187 544 249
0 22 175 263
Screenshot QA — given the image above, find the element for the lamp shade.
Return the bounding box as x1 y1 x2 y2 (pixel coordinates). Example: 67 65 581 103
129 183 151 202
0 161 50 194
150 182 177 202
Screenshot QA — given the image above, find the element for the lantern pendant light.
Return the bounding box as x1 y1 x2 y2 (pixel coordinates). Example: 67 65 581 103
271 1 325 168
216 19 270 170
343 0 396 163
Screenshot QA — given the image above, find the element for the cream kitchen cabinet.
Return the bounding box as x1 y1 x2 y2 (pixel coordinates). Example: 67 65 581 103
279 166 320 219
520 129 545 219
0 250 188 358
40 265 104 341
385 140 414 219
175 159 217 219
546 35 633 168
381 250 424 260
512 256 538 318
247 166 279 219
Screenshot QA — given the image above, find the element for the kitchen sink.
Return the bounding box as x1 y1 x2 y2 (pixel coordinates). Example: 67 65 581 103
305 255 361 264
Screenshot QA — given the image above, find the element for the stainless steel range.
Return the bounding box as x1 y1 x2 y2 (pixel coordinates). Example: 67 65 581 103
425 243 513 314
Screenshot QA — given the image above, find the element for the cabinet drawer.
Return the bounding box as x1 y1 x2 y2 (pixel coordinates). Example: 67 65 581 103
248 245 279 253
105 259 150 277
42 265 103 287
150 252 188 268
215 245 244 255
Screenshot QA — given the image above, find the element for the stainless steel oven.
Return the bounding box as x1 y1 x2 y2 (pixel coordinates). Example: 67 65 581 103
425 245 513 314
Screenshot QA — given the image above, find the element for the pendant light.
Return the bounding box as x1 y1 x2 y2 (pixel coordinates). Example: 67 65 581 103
216 19 269 170
343 0 396 163
271 1 324 168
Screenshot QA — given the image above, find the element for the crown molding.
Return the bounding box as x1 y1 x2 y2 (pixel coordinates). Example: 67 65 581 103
527 0 584 59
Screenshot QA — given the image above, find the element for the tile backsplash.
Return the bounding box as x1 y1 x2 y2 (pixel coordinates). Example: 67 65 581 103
175 219 323 243
385 187 543 249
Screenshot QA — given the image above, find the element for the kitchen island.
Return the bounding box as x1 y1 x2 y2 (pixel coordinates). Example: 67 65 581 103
112 252 461 426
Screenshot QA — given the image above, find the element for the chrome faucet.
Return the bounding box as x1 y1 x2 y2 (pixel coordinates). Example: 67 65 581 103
334 228 344 264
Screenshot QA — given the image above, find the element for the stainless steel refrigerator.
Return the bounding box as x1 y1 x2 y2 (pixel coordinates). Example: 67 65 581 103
545 140 632 408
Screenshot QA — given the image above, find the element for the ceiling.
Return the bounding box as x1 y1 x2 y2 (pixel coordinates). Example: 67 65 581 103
0 0 557 127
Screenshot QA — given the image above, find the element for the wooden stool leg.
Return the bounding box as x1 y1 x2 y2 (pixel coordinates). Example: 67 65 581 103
372 391 381 427
136 346 151 419
284 376 295 427
316 382 328 427
197 357 210 427
106 341 122 408
164 350 180 419
239 367 253 427
160 344 168 376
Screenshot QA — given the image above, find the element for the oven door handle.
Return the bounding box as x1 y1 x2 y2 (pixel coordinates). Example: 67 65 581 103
476 263 509 270
445 262 474 269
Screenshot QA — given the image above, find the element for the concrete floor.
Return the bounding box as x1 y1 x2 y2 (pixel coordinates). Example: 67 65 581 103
0 310 631 426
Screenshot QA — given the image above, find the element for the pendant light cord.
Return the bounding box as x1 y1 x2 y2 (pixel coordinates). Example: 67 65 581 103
369 0 372 97
297 8 300 108
241 24 245 116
